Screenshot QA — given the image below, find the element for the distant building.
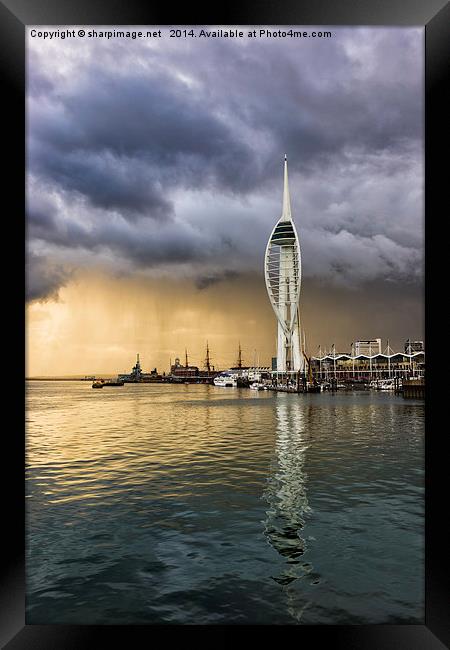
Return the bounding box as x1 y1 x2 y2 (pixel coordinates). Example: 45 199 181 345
353 339 382 356
405 340 424 354
170 357 199 378
247 367 271 381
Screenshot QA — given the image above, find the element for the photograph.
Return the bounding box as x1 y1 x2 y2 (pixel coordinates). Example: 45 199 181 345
25 23 426 626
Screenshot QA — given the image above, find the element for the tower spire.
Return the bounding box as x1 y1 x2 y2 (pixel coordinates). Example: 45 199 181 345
264 156 303 374
282 154 292 221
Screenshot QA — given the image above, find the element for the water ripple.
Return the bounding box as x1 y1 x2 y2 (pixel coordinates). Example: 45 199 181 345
26 381 424 624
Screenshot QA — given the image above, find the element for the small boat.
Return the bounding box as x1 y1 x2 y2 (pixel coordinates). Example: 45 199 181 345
103 380 124 387
378 379 396 390
370 379 396 391
92 380 104 388
249 382 265 390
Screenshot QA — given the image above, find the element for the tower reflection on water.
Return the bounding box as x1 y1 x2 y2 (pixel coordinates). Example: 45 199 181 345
263 398 316 620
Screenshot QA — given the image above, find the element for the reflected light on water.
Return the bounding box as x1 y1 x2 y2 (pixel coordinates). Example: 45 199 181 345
26 382 424 625
263 399 313 620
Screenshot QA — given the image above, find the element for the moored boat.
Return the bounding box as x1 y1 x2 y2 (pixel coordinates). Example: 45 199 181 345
370 378 397 390
378 379 396 390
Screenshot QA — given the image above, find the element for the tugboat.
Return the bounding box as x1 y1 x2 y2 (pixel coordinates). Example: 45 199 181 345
92 378 124 388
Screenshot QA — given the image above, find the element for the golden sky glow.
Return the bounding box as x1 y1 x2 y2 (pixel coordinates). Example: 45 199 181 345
26 29 424 374
26 270 423 377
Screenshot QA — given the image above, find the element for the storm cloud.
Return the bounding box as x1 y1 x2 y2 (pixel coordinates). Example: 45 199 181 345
26 27 424 302
26 251 73 302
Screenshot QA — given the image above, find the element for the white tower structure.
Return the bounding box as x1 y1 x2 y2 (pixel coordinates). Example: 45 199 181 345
264 156 304 374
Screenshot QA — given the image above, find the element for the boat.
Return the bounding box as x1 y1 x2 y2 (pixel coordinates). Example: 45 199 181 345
249 382 265 390
92 380 104 388
370 378 397 390
213 372 238 387
378 379 396 390
103 380 124 386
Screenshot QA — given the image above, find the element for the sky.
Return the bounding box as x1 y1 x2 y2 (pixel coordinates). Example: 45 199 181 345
26 26 424 375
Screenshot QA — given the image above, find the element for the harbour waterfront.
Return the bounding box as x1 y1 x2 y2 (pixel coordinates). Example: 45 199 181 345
26 381 424 624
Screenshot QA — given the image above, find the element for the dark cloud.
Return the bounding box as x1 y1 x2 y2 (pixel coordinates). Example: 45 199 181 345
27 63 256 217
26 251 73 302
26 27 423 302
195 270 241 290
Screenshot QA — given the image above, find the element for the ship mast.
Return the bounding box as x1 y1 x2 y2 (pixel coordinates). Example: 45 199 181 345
205 341 211 372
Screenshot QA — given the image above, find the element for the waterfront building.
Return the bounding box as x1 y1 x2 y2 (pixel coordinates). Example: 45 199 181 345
309 350 425 381
353 339 382 356
247 366 271 382
405 339 424 354
171 356 199 378
229 366 271 382
264 156 304 375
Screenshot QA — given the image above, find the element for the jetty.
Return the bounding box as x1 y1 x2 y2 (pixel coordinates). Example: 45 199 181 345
401 379 425 399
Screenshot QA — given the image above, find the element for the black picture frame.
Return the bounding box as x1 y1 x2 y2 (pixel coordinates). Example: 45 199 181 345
4 0 448 646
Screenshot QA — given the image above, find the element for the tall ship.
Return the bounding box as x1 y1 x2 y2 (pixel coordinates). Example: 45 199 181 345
169 345 220 383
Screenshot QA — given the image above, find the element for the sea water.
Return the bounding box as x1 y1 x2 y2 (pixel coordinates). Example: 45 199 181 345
26 381 424 624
